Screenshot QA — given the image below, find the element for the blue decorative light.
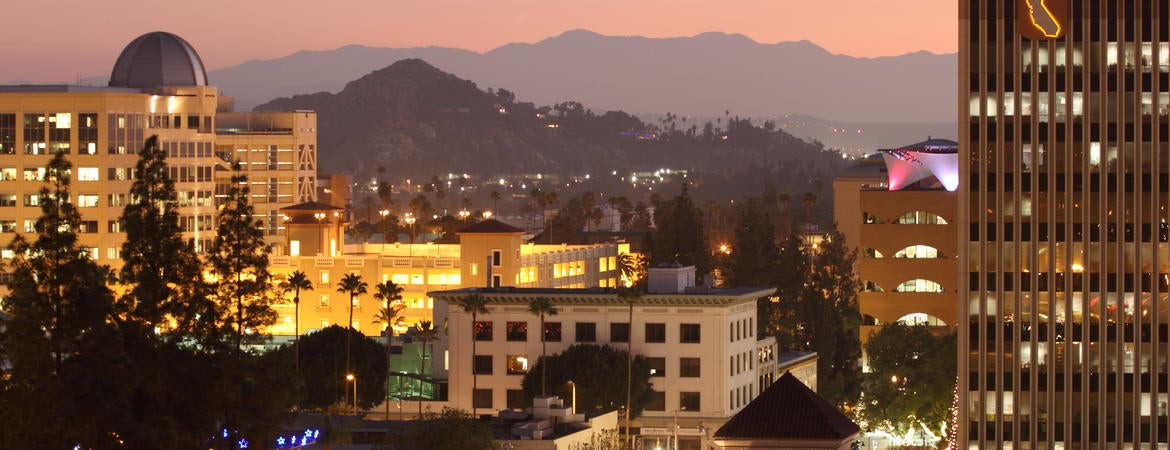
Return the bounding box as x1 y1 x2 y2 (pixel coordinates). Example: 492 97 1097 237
237 438 249 449
272 428 321 448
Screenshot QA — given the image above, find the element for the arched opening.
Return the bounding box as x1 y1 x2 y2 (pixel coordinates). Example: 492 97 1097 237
895 279 944 293
893 211 949 225
896 313 948 327
864 281 885 292
864 248 884 258
893 245 945 259
862 314 882 326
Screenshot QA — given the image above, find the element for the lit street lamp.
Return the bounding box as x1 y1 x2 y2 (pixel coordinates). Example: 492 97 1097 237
346 373 358 414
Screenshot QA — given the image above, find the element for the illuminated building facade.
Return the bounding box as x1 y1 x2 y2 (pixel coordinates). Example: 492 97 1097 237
832 139 958 369
0 32 318 282
430 266 777 450
961 1 1170 447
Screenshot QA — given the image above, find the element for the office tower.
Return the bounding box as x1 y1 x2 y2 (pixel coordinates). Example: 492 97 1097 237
961 1 1170 446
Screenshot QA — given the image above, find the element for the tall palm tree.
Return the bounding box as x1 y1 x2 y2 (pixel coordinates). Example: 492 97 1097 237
527 297 559 395
617 252 640 287
490 190 501 212
413 319 439 417
617 286 642 448
455 294 489 413
282 270 313 372
337 273 368 402
373 282 405 420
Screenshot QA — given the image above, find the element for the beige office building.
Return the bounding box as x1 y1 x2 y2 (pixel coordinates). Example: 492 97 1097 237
962 1 1170 447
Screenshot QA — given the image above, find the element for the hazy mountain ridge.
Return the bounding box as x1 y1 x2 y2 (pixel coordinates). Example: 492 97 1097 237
255 58 848 198
215 30 955 123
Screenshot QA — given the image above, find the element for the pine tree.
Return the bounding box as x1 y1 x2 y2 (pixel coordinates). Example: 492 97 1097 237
648 184 710 281
119 135 205 338
726 198 779 287
208 163 276 351
766 232 809 350
806 231 862 407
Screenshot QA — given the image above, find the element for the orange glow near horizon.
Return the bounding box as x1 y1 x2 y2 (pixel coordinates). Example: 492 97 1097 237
0 0 957 83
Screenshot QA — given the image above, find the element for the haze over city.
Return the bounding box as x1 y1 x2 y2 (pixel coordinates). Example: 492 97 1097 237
2 0 957 83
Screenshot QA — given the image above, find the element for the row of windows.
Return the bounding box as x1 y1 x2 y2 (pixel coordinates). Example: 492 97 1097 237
862 211 949 225
862 279 945 293
970 271 1170 293
970 322 1170 345
970 222 1170 243
968 119 1170 143
969 371 1170 394
863 245 945 259
474 321 701 344
731 317 753 342
477 388 700 412
973 173 1170 193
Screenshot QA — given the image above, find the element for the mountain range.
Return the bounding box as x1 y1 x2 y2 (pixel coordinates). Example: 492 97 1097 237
212 30 955 125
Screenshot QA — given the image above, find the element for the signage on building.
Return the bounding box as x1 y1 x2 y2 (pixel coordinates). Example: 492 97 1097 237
1018 0 1067 40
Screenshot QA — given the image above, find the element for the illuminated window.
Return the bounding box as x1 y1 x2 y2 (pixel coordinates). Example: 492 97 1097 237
77 167 99 181
289 240 300 256
320 272 329 285
391 273 409 284
22 168 44 181
542 322 562 342
474 321 493 341
77 194 99 208
897 313 947 327
507 321 527 341
893 245 942 259
0 168 14 181
506 355 529 375
893 211 947 225
895 279 944 293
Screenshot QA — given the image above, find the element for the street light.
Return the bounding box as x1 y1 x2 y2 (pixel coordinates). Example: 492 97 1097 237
404 213 417 256
458 209 470 221
483 210 493 220
346 373 358 414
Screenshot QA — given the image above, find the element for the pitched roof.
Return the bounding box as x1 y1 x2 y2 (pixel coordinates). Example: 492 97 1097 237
279 201 345 211
457 219 523 234
714 372 860 441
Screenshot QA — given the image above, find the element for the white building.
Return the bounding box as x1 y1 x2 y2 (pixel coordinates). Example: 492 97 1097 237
431 265 775 449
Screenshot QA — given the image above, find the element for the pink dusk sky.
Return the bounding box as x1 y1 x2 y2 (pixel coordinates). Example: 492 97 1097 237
2 0 956 83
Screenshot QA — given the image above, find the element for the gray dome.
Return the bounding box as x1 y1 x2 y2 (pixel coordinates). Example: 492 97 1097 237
109 32 208 89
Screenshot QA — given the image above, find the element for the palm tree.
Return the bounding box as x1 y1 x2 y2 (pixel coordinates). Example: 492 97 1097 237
800 192 817 222
617 252 640 287
455 294 489 413
337 273 368 398
282 270 313 372
490 190 501 212
617 286 642 448
413 319 439 417
527 297 559 395
373 281 405 420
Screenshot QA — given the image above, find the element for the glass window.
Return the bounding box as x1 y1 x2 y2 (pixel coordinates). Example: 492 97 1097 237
506 355 530 375
648 357 666 377
680 358 701 377
474 321 493 341
611 322 630 343
492 249 502 266
575 322 597 342
542 322 562 342
507 389 526 409
680 392 700 411
0 220 15 233
77 167 99 181
646 390 666 411
507 321 528 341
0 194 15 207
473 355 493 375
893 245 942 259
895 279 944 293
645 323 666 343
680 324 701 343
473 389 492 409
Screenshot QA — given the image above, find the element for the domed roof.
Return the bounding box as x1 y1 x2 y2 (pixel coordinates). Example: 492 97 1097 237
109 32 208 89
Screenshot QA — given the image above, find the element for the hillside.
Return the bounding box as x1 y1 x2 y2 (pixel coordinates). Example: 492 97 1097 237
254 59 848 199
222 30 955 124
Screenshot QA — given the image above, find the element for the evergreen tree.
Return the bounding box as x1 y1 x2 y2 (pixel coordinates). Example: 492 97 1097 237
119 135 205 338
805 231 862 407
861 323 957 437
725 198 779 287
648 184 710 281
765 232 809 350
0 152 123 448
208 164 276 351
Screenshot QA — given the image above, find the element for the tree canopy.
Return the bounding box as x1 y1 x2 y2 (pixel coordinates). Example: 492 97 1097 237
861 323 957 438
521 344 655 419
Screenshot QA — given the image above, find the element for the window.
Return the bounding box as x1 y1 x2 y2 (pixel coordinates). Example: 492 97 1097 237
645 323 666 343
680 358 701 377
0 194 14 207
0 168 15 181
0 220 14 233
492 249 502 266
473 355 493 375
679 392 700 411
77 195 99 208
473 389 493 409
895 279 944 293
646 390 666 411
680 324 701 343
320 272 329 285
22 168 44 181
611 323 630 343
107 193 126 207
492 274 502 287
78 220 98 234
507 389 527 409
542 322 562 342
474 321 493 341
575 322 597 342
77 167 99 181
507 321 528 341
23 194 39 207
506 355 530 375
648 357 666 377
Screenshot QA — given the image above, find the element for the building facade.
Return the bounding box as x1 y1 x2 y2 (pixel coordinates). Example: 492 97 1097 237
833 140 958 369
961 1 1170 447
431 267 775 450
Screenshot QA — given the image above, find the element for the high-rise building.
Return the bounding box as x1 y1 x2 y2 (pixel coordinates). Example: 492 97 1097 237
961 1 1170 446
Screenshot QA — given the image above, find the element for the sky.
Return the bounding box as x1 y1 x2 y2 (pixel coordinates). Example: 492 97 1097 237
2 0 957 83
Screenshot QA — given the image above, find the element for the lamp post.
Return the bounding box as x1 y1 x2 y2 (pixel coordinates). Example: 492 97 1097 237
483 210 493 220
404 214 416 257
458 209 470 222
346 373 357 415
379 209 390 243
